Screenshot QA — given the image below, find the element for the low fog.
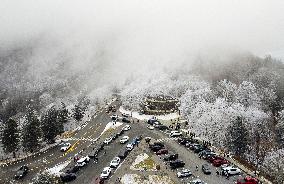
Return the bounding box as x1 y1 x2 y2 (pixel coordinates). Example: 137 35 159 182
1 0 284 106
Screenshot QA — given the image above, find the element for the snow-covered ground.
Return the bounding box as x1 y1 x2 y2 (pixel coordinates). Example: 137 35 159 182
119 106 179 121
46 159 71 176
130 153 157 171
100 121 123 136
121 174 174 184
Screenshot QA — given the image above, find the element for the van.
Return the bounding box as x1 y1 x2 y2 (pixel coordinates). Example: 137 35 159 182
118 149 129 159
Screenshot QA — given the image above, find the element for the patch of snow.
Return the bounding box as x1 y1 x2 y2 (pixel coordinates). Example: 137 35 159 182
46 160 71 176
130 153 149 170
121 174 174 184
119 106 179 121
100 121 123 136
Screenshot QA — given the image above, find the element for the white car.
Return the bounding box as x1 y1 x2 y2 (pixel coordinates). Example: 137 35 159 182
104 137 113 144
60 142 71 152
120 136 129 144
189 179 207 184
123 125 131 131
122 113 130 117
76 156 90 167
110 157 121 168
177 169 192 178
169 131 182 137
100 167 112 179
147 125 155 130
126 143 134 151
221 166 241 175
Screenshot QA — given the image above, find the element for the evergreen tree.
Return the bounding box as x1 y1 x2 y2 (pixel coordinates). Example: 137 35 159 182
72 104 84 121
57 102 69 134
226 116 250 157
1 118 19 157
22 106 41 152
33 172 62 184
41 106 59 143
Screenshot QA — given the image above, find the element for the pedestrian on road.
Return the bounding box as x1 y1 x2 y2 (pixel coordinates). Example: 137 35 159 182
195 165 198 171
226 171 229 179
104 150 106 155
216 170 219 176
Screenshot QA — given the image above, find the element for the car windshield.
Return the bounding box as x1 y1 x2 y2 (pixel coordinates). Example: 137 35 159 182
102 170 108 174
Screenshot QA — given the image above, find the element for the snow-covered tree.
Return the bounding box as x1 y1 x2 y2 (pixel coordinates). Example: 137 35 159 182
41 106 59 143
276 110 284 147
214 79 237 103
33 172 61 184
236 81 261 108
57 102 69 133
72 104 85 122
1 118 19 157
22 106 41 152
225 116 250 158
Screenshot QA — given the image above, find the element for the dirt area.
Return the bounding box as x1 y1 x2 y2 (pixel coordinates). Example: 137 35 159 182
108 138 179 184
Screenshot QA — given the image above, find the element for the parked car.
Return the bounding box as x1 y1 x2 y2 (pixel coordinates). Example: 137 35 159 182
117 129 125 136
213 159 230 167
178 138 192 145
126 143 134 151
120 136 129 144
149 143 165 152
177 169 192 178
169 160 185 169
112 134 119 140
66 166 80 174
122 117 130 123
153 121 162 127
201 164 211 174
207 155 224 163
147 125 155 130
156 148 168 155
60 173 76 182
100 167 112 179
104 137 113 145
158 125 169 130
122 113 130 117
60 142 72 152
110 157 121 168
111 115 119 120
118 149 129 159
163 154 178 161
169 131 182 137
15 165 29 179
122 125 131 131
221 166 241 175
189 179 207 184
76 156 90 167
93 176 104 184
237 176 259 184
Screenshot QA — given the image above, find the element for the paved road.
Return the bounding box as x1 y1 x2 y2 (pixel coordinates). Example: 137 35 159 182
0 99 120 184
0 100 246 184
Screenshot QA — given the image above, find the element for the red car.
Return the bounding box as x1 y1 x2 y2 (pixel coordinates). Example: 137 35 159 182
212 159 229 167
93 177 104 184
156 149 168 155
208 155 226 162
237 176 258 184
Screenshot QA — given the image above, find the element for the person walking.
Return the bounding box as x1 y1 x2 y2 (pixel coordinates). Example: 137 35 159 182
195 165 198 171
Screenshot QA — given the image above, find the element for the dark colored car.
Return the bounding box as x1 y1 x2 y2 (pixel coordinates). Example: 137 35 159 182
178 138 192 145
189 143 200 150
170 160 185 169
112 134 119 140
15 165 29 179
118 149 129 159
163 154 178 161
202 164 211 174
117 129 125 136
156 148 168 155
60 173 76 182
93 176 105 184
66 166 80 174
149 142 165 152
122 118 130 123
158 125 169 130
194 145 208 153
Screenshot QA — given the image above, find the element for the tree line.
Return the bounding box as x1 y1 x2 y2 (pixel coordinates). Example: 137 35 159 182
0 102 87 157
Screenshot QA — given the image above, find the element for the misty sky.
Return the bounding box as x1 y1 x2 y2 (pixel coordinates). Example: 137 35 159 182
1 0 284 61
